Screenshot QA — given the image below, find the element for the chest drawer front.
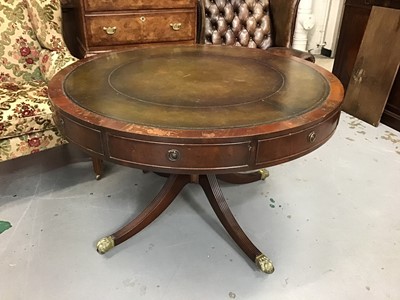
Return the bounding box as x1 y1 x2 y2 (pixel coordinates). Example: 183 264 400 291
84 0 195 12
86 12 196 46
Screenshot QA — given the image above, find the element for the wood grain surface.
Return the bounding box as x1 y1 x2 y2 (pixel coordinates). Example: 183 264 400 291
342 7 400 126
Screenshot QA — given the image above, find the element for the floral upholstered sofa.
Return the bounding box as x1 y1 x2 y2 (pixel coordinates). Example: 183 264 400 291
0 0 77 161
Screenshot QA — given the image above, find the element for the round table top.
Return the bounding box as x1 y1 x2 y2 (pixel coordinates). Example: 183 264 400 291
49 45 344 173
57 45 342 135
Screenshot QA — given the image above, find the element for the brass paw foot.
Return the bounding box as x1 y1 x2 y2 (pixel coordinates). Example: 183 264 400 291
255 254 274 274
259 169 269 180
96 236 115 254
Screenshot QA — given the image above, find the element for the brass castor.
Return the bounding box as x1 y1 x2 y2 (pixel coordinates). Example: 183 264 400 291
96 236 115 254
255 254 274 274
259 169 270 180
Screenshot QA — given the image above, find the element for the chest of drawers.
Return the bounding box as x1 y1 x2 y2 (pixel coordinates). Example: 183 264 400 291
73 0 197 57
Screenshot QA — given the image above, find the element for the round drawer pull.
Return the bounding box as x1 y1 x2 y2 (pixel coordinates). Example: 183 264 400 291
167 149 180 162
140 16 146 22
56 117 64 128
308 131 317 143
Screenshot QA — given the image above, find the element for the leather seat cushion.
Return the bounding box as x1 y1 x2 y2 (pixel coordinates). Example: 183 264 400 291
204 0 273 49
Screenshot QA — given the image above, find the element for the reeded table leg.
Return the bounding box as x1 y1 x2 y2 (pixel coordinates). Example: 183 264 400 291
97 174 191 254
217 169 269 184
92 157 103 180
199 174 274 274
96 173 274 273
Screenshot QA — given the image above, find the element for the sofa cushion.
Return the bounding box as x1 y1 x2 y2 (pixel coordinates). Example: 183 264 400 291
0 0 78 162
0 128 66 161
28 0 66 51
0 0 43 82
0 80 57 139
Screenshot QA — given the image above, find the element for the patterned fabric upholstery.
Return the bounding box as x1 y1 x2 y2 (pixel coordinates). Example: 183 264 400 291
0 0 77 161
0 1 43 82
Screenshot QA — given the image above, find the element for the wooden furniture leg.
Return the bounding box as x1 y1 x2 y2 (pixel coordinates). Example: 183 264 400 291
199 174 274 273
92 157 104 180
96 173 273 273
96 174 191 254
217 169 269 184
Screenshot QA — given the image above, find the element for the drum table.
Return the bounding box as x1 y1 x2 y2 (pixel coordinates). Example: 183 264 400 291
49 45 343 273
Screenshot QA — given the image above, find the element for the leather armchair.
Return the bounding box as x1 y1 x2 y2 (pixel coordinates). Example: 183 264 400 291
197 0 315 62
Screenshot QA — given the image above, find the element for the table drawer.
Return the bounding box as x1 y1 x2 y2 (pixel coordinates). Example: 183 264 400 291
86 11 196 46
255 112 340 166
84 0 195 12
56 114 104 156
106 134 252 172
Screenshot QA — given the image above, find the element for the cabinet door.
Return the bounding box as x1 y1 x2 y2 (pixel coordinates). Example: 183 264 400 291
333 1 400 131
333 0 400 89
332 4 371 89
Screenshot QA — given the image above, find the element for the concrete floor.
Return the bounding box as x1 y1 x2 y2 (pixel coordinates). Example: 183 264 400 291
1 58 400 299
1 112 400 299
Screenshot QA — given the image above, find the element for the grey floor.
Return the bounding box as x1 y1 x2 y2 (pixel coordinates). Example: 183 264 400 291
1 58 400 299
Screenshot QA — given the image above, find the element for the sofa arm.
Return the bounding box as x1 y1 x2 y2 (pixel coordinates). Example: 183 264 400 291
39 49 77 82
266 47 315 63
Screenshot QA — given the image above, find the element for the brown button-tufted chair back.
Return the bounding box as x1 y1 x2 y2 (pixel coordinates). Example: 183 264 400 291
199 0 300 49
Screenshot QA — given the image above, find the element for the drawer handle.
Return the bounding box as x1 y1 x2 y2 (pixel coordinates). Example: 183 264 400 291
103 26 117 35
308 131 317 143
59 118 64 127
140 16 146 22
170 23 182 31
167 149 180 162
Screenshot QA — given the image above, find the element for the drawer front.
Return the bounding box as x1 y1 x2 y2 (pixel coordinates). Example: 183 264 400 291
86 12 196 46
106 134 252 172
84 0 195 12
255 112 340 167
56 114 104 155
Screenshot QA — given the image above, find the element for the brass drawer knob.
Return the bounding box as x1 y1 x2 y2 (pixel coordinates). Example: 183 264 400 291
103 26 117 35
140 16 146 22
170 23 182 31
55 116 64 128
167 149 180 162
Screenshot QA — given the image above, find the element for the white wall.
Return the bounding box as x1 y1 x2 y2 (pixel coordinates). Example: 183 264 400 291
324 0 345 56
300 0 345 56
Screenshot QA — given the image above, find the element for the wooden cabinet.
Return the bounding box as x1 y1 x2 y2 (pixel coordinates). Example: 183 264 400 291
332 0 400 131
70 0 197 58
61 0 80 58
